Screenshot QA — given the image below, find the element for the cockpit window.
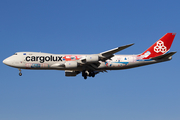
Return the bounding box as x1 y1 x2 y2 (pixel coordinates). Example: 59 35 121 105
14 53 17 55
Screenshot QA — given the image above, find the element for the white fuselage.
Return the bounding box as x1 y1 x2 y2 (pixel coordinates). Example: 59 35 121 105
3 52 165 71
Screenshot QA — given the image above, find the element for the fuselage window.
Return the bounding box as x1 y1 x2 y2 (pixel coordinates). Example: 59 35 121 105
14 53 17 55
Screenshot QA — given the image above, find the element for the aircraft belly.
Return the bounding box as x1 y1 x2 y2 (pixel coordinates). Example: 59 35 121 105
102 60 160 70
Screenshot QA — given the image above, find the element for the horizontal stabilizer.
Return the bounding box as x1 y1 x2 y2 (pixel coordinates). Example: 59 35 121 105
150 51 177 60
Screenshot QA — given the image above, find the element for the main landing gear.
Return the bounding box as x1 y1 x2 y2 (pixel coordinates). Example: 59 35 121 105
82 70 95 79
18 69 22 76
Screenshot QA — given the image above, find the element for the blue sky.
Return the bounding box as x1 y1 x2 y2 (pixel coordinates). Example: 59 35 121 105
0 0 180 120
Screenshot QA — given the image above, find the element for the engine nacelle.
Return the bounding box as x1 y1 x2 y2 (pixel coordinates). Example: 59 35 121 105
65 70 80 76
84 55 99 63
64 61 78 68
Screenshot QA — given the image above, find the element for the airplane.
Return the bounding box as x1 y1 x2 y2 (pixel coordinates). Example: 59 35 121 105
3 33 176 79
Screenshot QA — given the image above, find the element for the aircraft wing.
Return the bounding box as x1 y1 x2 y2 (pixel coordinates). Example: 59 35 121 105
51 43 135 74
99 43 134 60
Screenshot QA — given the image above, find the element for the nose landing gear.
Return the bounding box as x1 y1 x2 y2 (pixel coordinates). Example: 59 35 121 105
18 69 22 76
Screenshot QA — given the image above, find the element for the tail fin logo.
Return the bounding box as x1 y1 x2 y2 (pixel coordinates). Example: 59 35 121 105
154 40 167 53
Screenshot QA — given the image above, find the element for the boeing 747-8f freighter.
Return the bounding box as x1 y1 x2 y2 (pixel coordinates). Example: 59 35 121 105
3 33 176 79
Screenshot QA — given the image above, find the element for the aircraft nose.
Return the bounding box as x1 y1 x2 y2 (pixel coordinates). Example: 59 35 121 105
3 58 11 65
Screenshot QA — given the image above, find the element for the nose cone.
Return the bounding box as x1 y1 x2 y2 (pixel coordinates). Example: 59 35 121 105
3 57 12 66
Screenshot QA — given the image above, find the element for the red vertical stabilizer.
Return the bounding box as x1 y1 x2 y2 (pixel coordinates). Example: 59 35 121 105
138 33 176 59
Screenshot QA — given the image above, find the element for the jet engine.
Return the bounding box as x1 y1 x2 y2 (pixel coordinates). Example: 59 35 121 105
82 55 99 63
64 61 78 68
65 70 80 76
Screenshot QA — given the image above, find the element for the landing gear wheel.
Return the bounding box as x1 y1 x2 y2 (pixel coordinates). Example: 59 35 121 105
92 72 95 77
19 72 22 76
89 71 95 77
82 70 87 79
83 73 87 80
18 69 22 76
84 76 87 79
